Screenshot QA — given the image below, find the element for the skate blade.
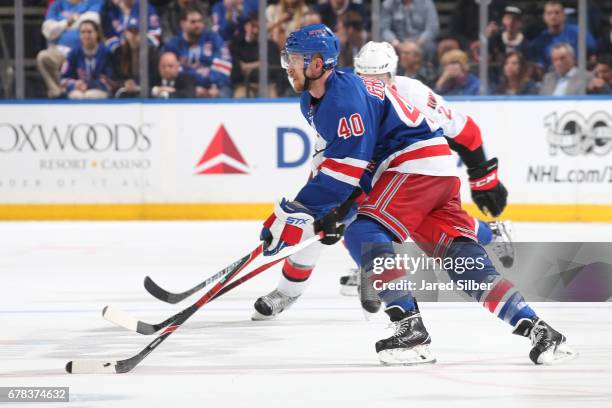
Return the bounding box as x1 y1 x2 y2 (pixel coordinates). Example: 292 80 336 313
251 310 277 321
340 285 358 297
538 343 578 365
378 345 437 366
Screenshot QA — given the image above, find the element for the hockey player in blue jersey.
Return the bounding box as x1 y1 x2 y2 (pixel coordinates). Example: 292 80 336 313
257 24 575 365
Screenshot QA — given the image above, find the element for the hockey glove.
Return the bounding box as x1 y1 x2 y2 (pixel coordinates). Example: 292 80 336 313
467 157 508 217
313 187 362 246
261 199 316 256
314 211 346 245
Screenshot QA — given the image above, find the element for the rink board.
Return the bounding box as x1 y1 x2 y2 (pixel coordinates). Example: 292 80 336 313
0 97 611 220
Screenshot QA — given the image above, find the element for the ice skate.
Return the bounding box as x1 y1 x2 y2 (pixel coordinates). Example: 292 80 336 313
252 289 300 321
513 317 577 364
488 220 515 268
375 306 436 365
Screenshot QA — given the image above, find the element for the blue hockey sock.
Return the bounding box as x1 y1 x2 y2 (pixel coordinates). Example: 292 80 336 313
475 218 493 245
344 216 417 312
387 296 417 312
444 238 537 327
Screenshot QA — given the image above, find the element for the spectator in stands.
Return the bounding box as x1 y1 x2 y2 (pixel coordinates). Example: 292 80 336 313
494 51 538 95
266 0 309 51
587 55 612 94
397 40 436 86
528 0 595 70
489 6 528 65
37 0 103 98
540 43 593 96
432 35 461 73
436 36 460 62
596 14 611 57
164 7 232 98
111 19 159 97
61 19 113 99
450 0 508 46
150 51 196 98
211 0 258 43
336 11 366 69
303 6 322 26
230 13 280 97
161 0 209 44
381 0 439 62
434 49 481 96
103 0 161 52
318 0 367 32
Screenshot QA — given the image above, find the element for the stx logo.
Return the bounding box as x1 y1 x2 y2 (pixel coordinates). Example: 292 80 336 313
286 216 308 225
195 124 249 175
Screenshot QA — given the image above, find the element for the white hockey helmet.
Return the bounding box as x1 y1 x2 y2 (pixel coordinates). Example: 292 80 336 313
354 41 399 79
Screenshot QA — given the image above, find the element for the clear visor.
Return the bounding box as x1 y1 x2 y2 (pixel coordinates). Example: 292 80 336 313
281 50 305 70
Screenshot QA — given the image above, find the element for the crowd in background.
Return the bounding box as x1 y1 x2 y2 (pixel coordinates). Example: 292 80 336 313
30 0 612 99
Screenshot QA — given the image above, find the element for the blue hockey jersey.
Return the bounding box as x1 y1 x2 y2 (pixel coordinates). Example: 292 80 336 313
295 71 457 219
44 0 103 51
163 32 232 88
60 44 113 92
103 0 161 51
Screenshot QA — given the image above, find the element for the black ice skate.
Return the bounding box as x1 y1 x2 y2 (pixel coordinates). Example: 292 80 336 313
375 305 436 365
513 317 577 364
339 268 359 296
488 220 515 268
252 289 300 321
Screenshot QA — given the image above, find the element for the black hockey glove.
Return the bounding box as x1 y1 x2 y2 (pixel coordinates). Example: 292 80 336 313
467 158 508 217
314 187 363 246
314 212 346 245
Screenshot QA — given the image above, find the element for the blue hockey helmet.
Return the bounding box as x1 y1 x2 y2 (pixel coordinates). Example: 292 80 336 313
283 24 340 70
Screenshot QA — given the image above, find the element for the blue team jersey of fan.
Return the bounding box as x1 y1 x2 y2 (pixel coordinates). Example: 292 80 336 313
60 44 113 92
103 0 161 51
45 0 103 50
163 32 232 88
294 71 455 219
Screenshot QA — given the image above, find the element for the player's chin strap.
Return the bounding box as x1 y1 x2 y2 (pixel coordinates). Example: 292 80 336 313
304 66 329 91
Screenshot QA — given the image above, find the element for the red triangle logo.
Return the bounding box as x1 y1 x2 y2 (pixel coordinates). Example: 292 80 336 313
195 124 249 175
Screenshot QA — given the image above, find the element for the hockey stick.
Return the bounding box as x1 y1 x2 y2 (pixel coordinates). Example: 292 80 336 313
66 233 322 374
144 269 226 304
143 192 360 305
103 257 285 335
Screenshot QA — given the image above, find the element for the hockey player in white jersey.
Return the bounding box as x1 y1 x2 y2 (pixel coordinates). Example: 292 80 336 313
338 41 515 295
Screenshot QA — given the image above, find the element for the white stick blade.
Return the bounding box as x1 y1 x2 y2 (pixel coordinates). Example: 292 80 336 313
66 360 117 374
102 305 139 332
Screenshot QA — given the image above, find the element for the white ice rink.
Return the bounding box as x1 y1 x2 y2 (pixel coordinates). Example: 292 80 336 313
1 221 611 408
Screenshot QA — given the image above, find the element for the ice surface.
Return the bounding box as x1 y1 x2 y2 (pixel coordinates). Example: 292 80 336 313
0 222 611 408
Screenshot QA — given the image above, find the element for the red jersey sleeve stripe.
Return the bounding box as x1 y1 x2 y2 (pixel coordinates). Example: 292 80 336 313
319 158 365 179
389 144 452 167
